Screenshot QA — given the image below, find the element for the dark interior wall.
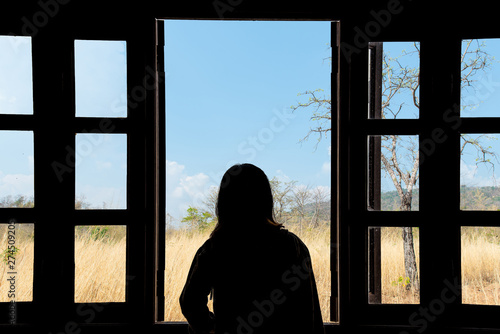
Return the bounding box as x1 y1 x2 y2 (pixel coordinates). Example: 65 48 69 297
0 1 499 333
0 1 498 38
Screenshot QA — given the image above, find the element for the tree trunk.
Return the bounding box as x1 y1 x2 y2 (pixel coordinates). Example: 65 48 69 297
400 195 419 291
402 227 419 291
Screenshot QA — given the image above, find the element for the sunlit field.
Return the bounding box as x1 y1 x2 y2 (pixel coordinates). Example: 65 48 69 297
165 226 331 322
461 227 500 305
381 227 420 304
0 224 34 302
1 225 499 315
74 226 127 303
0 225 127 303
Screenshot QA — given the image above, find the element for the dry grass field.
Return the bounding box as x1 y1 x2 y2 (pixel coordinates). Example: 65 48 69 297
0 225 127 303
165 226 331 321
381 227 420 304
0 224 34 302
74 226 127 303
461 227 500 305
1 224 499 320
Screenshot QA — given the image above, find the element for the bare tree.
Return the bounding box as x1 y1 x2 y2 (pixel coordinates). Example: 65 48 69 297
310 186 330 228
292 40 496 292
166 213 176 232
202 186 219 219
269 177 297 224
292 184 312 231
290 88 331 146
379 41 496 290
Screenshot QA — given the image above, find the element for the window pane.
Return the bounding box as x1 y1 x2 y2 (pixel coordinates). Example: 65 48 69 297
368 135 419 211
164 20 332 322
369 42 420 119
368 226 420 304
462 227 500 305
461 39 500 117
0 36 33 115
74 40 127 117
460 134 500 210
0 222 34 302
0 131 34 207
75 225 126 303
165 230 214 319
75 134 127 209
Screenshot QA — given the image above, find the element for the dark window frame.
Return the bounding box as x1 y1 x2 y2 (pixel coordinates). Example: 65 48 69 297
0 12 339 333
155 18 339 326
345 30 500 329
2 2 500 333
0 21 154 327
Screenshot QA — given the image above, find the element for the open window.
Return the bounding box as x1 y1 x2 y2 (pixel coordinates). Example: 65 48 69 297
0 26 148 325
156 19 339 325
6 2 500 333
353 33 500 328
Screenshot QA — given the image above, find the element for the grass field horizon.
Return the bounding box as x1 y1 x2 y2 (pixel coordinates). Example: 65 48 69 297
1 224 499 321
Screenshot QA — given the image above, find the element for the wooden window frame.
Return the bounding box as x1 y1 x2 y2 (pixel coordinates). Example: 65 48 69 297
3 2 500 334
342 28 500 332
0 17 155 328
155 18 340 329
0 8 339 333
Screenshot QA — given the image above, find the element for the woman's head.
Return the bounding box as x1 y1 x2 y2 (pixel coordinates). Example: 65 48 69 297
210 163 282 237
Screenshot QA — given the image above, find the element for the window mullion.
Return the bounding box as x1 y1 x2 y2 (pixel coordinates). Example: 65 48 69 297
32 33 76 327
155 18 166 323
418 37 462 323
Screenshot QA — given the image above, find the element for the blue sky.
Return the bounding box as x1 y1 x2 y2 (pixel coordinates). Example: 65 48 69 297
74 40 127 118
164 20 332 221
380 40 500 196
2 27 500 214
73 40 128 208
0 37 128 208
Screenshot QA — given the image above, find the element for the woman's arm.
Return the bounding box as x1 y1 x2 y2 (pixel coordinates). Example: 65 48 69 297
179 241 215 334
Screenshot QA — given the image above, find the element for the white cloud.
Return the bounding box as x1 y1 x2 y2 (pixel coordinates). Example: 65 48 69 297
321 145 331 174
28 155 34 172
275 169 291 182
96 161 112 170
166 160 213 222
460 160 499 187
0 171 34 198
321 161 331 174
312 185 331 195
167 160 185 177
180 173 210 198
76 185 126 209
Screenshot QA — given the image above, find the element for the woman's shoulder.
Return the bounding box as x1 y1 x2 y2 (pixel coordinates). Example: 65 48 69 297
199 238 215 253
275 228 311 258
189 238 215 263
204 227 310 257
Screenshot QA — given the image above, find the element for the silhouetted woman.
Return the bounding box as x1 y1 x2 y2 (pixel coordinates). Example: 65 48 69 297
180 163 324 334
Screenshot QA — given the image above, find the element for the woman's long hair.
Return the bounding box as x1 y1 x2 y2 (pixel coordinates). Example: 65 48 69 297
210 163 282 238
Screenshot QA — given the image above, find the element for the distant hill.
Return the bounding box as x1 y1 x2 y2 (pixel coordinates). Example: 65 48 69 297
459 185 500 210
381 186 500 211
277 185 500 214
381 189 419 211
302 200 331 217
